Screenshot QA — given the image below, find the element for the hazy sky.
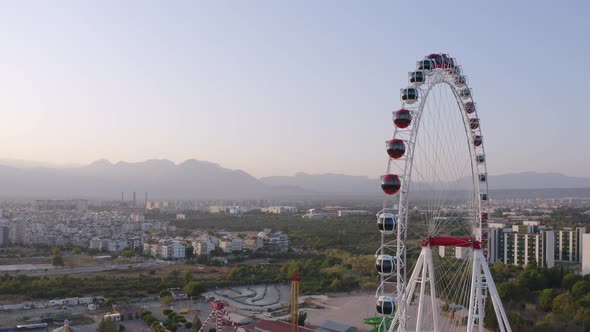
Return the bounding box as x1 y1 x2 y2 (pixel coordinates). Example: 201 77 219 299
0 1 588 178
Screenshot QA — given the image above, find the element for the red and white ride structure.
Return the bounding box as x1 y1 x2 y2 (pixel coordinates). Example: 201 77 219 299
375 54 511 332
198 301 238 332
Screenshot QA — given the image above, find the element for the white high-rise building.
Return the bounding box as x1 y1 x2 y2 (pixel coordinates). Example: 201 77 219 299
554 227 586 263
0 224 9 245
582 234 590 276
487 228 555 268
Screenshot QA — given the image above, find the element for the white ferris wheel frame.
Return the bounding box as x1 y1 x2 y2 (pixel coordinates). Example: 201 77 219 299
377 61 511 332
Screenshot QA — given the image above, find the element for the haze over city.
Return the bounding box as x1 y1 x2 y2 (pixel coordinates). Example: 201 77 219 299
1 1 589 178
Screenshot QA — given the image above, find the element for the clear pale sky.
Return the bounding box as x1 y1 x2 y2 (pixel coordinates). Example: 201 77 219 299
0 1 588 178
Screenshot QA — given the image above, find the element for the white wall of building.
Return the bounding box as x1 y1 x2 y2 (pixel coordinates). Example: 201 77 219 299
583 234 590 276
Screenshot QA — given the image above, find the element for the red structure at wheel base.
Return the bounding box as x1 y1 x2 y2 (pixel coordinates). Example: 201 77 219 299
420 236 482 249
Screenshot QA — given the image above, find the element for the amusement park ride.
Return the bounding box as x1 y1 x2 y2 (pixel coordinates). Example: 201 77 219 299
198 301 230 332
374 54 512 332
196 272 301 332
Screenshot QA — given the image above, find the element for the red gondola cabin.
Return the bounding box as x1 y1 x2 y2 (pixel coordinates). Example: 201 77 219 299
465 102 476 114
394 109 412 128
381 174 401 195
473 135 483 146
386 139 406 159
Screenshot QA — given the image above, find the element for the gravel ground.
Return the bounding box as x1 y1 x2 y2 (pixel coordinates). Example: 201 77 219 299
304 293 376 331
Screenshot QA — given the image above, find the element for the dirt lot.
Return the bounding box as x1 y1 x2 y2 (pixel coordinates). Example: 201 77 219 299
305 293 375 330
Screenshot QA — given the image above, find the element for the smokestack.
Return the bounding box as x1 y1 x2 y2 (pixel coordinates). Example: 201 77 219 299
121 192 124 201
133 192 136 206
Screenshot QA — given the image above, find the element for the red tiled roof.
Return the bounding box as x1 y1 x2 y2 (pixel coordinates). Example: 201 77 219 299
240 320 317 332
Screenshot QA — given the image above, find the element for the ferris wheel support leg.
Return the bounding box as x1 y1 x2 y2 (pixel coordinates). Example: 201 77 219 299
425 247 439 332
477 271 484 332
406 249 425 307
479 251 511 332
467 251 478 332
415 248 429 332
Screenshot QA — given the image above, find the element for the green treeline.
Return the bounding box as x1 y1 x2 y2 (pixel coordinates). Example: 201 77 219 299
489 262 590 331
0 250 376 300
227 249 378 293
0 274 163 299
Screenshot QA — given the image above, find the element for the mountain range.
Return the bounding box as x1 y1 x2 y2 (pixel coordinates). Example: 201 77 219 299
0 159 589 199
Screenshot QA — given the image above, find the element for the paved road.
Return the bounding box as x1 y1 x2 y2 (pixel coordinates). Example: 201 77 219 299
7 261 164 277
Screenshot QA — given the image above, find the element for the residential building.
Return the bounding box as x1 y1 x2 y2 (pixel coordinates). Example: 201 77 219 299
34 199 88 211
160 241 186 259
208 206 247 214
439 246 469 260
244 236 264 251
192 236 217 256
219 237 244 253
486 222 589 268
0 224 9 245
145 200 177 213
499 230 555 268
9 221 27 244
130 213 145 222
337 210 371 217
261 206 298 214
554 227 586 263
261 231 289 252
583 234 590 275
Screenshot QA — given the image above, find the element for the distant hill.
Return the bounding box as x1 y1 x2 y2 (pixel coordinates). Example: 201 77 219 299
0 159 273 199
260 172 377 194
486 172 590 190
0 158 589 200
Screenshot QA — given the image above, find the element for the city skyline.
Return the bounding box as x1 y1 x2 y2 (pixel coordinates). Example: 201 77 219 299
1 1 589 178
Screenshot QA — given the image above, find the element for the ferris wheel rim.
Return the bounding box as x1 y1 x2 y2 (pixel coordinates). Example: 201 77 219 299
376 55 494 332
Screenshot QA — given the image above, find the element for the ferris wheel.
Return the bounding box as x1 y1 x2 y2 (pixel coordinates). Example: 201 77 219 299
374 54 511 332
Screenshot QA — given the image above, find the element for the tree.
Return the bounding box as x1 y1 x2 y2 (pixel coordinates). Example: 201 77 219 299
497 282 520 301
52 255 64 267
574 307 590 327
491 261 510 281
571 280 590 300
161 295 172 306
185 281 206 297
193 317 202 331
297 311 307 326
184 322 193 329
170 269 181 280
552 292 575 319
562 273 580 290
538 288 556 312
97 319 118 332
120 249 133 258
183 271 193 285
51 247 61 256
185 246 194 259
72 247 82 255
